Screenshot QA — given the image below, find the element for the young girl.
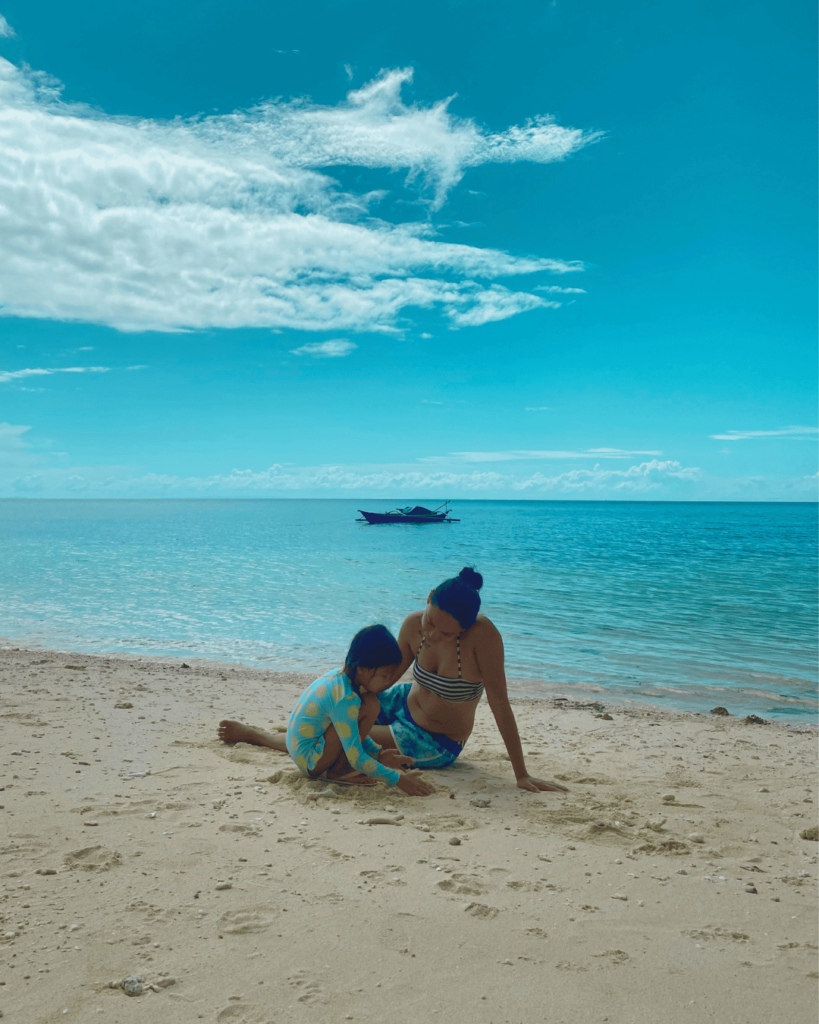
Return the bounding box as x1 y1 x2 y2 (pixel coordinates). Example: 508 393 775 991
219 625 433 796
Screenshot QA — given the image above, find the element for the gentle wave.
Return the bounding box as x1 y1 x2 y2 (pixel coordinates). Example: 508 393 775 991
1 499 816 718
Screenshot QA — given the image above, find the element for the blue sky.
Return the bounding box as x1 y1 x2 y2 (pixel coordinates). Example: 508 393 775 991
0 0 816 500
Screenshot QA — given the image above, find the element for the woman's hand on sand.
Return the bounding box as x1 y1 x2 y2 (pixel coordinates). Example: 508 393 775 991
396 770 434 796
379 749 416 771
516 775 569 793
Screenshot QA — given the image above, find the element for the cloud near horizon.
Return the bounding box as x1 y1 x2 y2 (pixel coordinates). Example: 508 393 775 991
0 60 599 335
2 457 701 496
710 426 818 441
420 448 664 462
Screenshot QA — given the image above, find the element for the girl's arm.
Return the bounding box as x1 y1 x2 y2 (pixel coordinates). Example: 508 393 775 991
330 693 400 787
476 621 569 793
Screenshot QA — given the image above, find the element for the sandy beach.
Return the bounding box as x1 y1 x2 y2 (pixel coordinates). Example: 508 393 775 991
1 646 816 1024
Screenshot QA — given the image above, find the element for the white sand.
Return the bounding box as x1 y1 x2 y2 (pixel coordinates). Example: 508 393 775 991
1 646 817 1024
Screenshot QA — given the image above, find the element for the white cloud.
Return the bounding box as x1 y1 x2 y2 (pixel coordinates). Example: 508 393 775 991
710 426 818 440
2 457 700 497
511 460 701 492
0 15 15 38
423 448 663 462
535 285 586 294
289 339 357 358
0 60 595 334
0 365 111 383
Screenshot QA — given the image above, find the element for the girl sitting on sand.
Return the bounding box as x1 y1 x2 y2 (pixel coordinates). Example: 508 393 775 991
220 624 433 797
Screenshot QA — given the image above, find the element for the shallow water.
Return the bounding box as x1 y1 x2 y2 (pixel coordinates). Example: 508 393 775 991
1 499 816 719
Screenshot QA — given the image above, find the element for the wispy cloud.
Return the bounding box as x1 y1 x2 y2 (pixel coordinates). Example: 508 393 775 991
534 285 586 294
710 426 818 441
0 61 596 334
3 457 698 496
0 365 112 384
289 339 357 358
0 15 15 38
524 406 549 411
421 448 663 462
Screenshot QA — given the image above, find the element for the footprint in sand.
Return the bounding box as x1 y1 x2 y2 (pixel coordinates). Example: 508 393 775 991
464 902 499 919
287 970 326 1004
437 874 488 896
215 1002 266 1023
217 908 278 934
63 845 122 871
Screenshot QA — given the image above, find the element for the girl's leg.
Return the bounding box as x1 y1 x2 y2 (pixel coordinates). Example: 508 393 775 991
218 720 287 751
310 698 382 782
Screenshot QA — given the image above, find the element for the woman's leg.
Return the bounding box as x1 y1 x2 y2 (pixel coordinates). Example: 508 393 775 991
369 725 399 750
218 720 288 751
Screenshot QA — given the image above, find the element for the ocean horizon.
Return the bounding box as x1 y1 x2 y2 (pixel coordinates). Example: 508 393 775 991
2 498 816 720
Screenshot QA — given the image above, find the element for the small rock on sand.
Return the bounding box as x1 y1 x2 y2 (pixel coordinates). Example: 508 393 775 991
799 826 818 841
215 882 232 890
688 833 705 843
470 798 491 808
709 707 730 716
121 976 144 996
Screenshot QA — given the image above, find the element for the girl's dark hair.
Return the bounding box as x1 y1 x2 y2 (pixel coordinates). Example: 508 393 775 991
431 566 483 629
343 624 402 687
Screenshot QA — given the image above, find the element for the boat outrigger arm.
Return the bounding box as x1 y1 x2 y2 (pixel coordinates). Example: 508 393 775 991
356 500 460 524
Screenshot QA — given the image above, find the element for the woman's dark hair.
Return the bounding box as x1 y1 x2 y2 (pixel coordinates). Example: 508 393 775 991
431 566 483 629
343 624 402 687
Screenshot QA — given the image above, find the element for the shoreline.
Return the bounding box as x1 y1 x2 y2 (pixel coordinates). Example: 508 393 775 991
1 645 817 1023
2 640 815 724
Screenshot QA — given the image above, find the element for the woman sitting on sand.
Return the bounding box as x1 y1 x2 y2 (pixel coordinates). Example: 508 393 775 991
219 568 566 793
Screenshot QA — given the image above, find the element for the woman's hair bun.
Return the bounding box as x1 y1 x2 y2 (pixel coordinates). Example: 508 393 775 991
458 566 483 591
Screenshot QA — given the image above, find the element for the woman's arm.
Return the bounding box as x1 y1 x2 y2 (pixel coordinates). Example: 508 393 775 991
477 622 569 793
389 611 422 685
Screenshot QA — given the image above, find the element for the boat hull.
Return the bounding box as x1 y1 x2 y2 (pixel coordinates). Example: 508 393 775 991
358 510 449 524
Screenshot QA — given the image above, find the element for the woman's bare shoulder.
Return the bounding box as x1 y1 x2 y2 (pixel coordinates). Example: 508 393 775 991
400 609 424 632
470 614 502 643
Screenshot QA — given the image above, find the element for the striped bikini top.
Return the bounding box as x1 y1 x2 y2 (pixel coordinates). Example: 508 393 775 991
413 633 485 703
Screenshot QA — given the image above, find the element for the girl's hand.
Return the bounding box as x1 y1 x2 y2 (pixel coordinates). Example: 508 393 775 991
516 775 569 793
396 770 434 796
379 749 415 771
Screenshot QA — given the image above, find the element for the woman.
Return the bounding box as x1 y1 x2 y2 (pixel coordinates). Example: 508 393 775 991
369 567 567 793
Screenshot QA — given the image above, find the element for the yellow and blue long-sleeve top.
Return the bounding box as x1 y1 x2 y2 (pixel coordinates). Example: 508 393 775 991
286 669 400 787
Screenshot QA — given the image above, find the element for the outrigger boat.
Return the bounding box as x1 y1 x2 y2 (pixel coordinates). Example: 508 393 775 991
356 501 460 525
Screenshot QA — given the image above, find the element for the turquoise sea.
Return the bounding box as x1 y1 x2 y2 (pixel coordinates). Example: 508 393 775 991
1 500 816 719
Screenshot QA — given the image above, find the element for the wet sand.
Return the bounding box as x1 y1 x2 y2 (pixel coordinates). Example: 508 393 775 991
1 646 817 1024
